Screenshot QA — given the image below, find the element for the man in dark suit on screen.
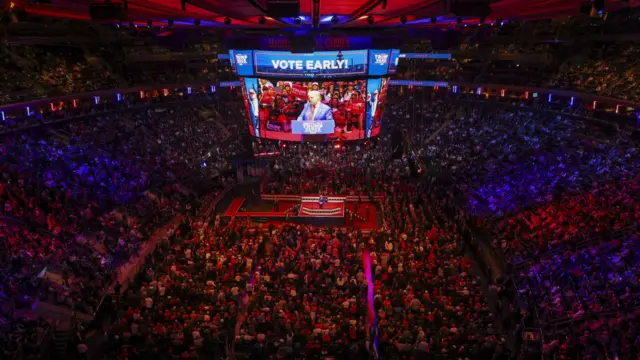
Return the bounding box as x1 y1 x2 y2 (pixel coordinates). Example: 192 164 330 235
297 90 334 121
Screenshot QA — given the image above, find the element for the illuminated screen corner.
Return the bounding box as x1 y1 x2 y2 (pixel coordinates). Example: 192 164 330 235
388 49 401 74
365 77 388 138
230 50 255 76
368 49 391 76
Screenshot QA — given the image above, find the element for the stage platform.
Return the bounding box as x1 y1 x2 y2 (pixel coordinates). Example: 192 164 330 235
299 202 344 217
224 194 378 229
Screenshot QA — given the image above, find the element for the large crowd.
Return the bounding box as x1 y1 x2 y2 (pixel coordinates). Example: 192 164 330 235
547 42 640 102
3 19 640 105
3 13 640 360
387 90 640 359
0 81 638 360
102 136 507 360
0 98 238 359
0 43 232 105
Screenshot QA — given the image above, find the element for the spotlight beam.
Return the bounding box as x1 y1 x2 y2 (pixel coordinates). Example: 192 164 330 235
121 0 215 23
312 0 320 28
371 0 445 25
247 0 292 26
183 0 260 25
335 0 384 26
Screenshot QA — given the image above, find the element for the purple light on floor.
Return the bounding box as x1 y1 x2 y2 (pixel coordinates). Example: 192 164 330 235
363 249 379 356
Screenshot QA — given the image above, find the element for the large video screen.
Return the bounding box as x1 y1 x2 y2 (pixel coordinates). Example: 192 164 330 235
241 77 387 141
365 78 388 138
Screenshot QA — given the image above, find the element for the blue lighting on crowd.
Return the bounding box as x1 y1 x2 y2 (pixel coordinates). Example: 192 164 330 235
570 97 575 106
1 111 4 121
453 85 458 93
187 87 192 94
548 94 552 102
210 85 216 93
26 107 30 116
94 96 100 105
117 93 122 101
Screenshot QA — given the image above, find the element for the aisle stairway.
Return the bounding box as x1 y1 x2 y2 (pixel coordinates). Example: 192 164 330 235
51 320 72 360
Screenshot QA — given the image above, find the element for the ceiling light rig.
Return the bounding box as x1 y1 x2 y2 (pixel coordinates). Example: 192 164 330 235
258 16 266 24
294 16 302 24
331 15 339 24
223 17 231 25
366 15 374 25
400 15 407 24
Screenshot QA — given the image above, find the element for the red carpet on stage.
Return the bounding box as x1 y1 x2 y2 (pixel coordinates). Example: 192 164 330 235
224 197 245 216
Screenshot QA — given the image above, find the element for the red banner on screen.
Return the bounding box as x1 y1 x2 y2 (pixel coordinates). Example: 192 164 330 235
290 84 308 100
351 99 365 114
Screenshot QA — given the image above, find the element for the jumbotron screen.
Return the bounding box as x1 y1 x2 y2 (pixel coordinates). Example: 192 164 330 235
232 49 395 141
241 78 385 140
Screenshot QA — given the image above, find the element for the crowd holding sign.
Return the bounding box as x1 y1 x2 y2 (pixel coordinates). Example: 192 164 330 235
290 84 308 100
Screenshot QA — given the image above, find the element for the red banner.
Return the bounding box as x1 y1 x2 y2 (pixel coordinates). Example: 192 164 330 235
290 84 309 100
351 100 365 114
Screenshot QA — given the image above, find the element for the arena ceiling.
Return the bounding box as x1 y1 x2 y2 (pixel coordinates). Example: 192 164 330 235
15 0 640 28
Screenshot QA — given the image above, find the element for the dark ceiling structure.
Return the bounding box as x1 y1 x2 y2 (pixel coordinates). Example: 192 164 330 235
12 0 640 29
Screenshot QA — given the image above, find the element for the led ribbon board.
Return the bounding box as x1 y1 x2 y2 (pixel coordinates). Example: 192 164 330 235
388 80 449 87
398 53 452 59
253 50 369 77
